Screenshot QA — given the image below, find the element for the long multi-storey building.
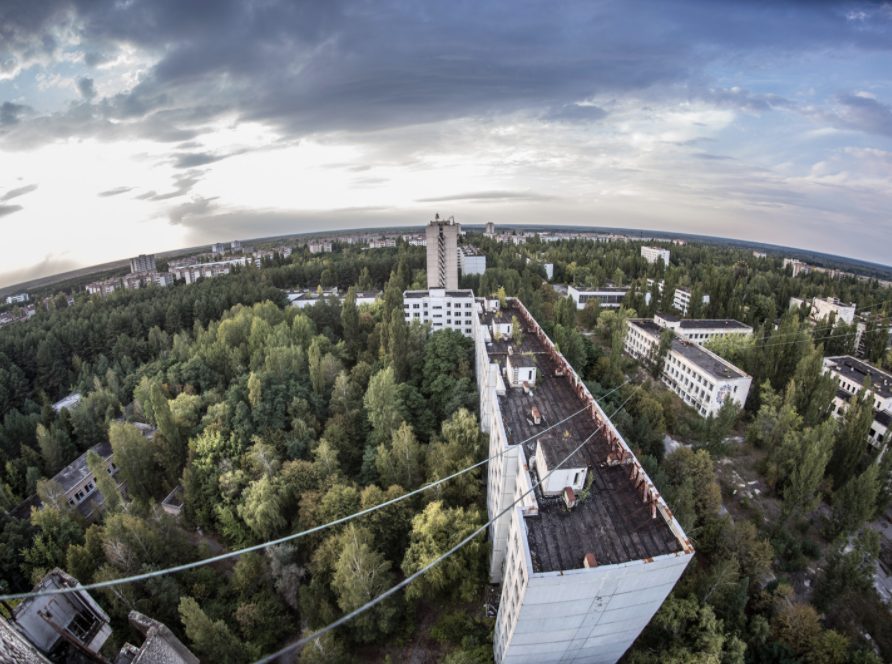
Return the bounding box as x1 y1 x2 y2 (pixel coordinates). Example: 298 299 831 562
640 246 670 265
652 313 753 345
824 355 892 449
625 318 752 417
789 296 856 325
458 245 487 275
426 215 460 289
403 288 476 337
129 254 156 273
476 299 694 663
566 285 630 310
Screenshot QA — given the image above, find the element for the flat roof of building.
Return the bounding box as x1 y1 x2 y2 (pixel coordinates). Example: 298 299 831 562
483 306 683 573
678 319 751 331
570 286 630 294
826 355 892 399
671 339 745 380
54 442 112 493
402 289 474 299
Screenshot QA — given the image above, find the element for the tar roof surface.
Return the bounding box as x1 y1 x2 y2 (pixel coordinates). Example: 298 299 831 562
484 307 683 573
827 356 892 399
671 340 745 380
679 319 751 330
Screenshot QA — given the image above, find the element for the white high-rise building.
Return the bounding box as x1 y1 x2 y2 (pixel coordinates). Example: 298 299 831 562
403 288 476 337
476 299 693 663
129 254 157 274
640 246 670 265
426 215 460 289
824 355 892 448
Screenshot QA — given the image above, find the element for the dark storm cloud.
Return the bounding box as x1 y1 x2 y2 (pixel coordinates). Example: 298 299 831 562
417 191 555 203
1 184 38 202
0 204 23 217
4 0 889 149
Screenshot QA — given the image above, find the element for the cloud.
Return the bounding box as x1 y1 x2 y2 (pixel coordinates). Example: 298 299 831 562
0 204 23 217
168 195 218 224
830 93 892 137
1 183 38 201
545 104 609 123
1 101 31 125
76 76 96 100
416 191 555 203
97 185 134 197
0 253 81 289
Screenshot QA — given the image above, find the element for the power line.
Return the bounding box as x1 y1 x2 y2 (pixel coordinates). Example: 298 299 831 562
0 382 629 604
253 387 641 664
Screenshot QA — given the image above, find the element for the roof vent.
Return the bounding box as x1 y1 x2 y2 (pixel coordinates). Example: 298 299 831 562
583 552 598 568
531 406 542 425
563 486 576 509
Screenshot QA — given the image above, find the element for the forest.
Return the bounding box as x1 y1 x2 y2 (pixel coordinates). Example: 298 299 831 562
0 235 890 662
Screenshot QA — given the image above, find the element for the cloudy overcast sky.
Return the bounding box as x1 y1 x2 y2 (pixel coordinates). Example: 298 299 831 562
1 1 891 286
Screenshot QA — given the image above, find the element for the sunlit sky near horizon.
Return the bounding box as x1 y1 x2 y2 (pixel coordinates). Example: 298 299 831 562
2 1 892 288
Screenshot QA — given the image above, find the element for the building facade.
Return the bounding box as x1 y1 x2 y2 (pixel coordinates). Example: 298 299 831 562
4 293 29 305
789 296 856 325
566 285 630 310
458 245 487 275
824 355 892 449
625 319 752 417
129 254 157 273
426 215 460 289
307 239 333 254
640 246 670 265
402 288 476 337
476 299 693 664
652 313 753 345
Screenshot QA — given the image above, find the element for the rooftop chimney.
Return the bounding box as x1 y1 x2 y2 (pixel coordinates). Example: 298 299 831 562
583 552 598 568
563 486 576 509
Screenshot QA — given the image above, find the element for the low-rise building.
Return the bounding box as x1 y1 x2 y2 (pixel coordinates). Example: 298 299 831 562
566 285 629 310
51 393 82 413
458 245 487 275
790 296 856 325
543 263 554 280
288 288 381 309
824 355 892 449
652 312 753 345
625 318 752 417
4 293 29 305
641 245 670 265
231 240 243 252
210 242 227 255
85 277 122 296
646 279 709 315
402 288 477 337
368 237 397 249
783 258 811 277
753 250 767 258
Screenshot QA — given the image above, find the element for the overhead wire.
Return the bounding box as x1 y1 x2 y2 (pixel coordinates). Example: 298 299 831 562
0 381 629 604
253 386 641 664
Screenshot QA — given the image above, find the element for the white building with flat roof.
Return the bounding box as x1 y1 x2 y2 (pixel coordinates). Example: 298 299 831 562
403 288 476 337
307 239 333 254
458 245 487 275
652 312 753 345
426 215 460 289
824 355 892 449
625 319 752 417
566 285 629 310
790 296 856 325
5 292 30 305
477 299 693 664
641 246 670 265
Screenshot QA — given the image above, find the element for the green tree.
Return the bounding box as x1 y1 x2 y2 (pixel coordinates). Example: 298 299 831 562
388 308 409 382
341 286 361 361
814 528 880 609
364 366 407 445
426 409 482 504
35 423 75 475
830 385 875 489
149 382 185 484
782 421 834 521
108 421 159 502
332 525 397 642
179 596 250 663
401 501 486 602
239 475 287 540
23 506 84 583
791 346 837 426
830 463 880 536
86 449 122 513
376 422 425 490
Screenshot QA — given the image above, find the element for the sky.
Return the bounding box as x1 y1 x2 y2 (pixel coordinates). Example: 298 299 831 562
1 1 891 288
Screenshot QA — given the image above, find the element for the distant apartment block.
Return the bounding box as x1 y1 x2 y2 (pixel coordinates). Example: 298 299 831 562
484 221 496 237
790 296 856 325
543 263 554 280
368 237 397 249
458 245 487 275
566 285 630 310
129 254 156 273
646 279 710 315
210 242 227 255
641 245 670 265
651 312 753 345
824 355 892 449
402 233 427 247
426 215 460 289
477 299 693 663
85 277 122 296
307 239 333 254
403 288 476 337
252 246 293 266
172 257 248 284
753 250 767 258
4 292 29 305
231 240 242 252
288 287 381 309
625 318 752 417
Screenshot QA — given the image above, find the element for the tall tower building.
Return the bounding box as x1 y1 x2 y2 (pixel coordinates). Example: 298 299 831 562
130 254 156 274
426 214 459 289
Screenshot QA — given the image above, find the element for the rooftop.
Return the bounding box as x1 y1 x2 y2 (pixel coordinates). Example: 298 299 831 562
54 441 113 493
569 285 630 294
826 355 892 399
483 305 684 573
678 319 751 331
631 320 746 380
402 289 474 299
